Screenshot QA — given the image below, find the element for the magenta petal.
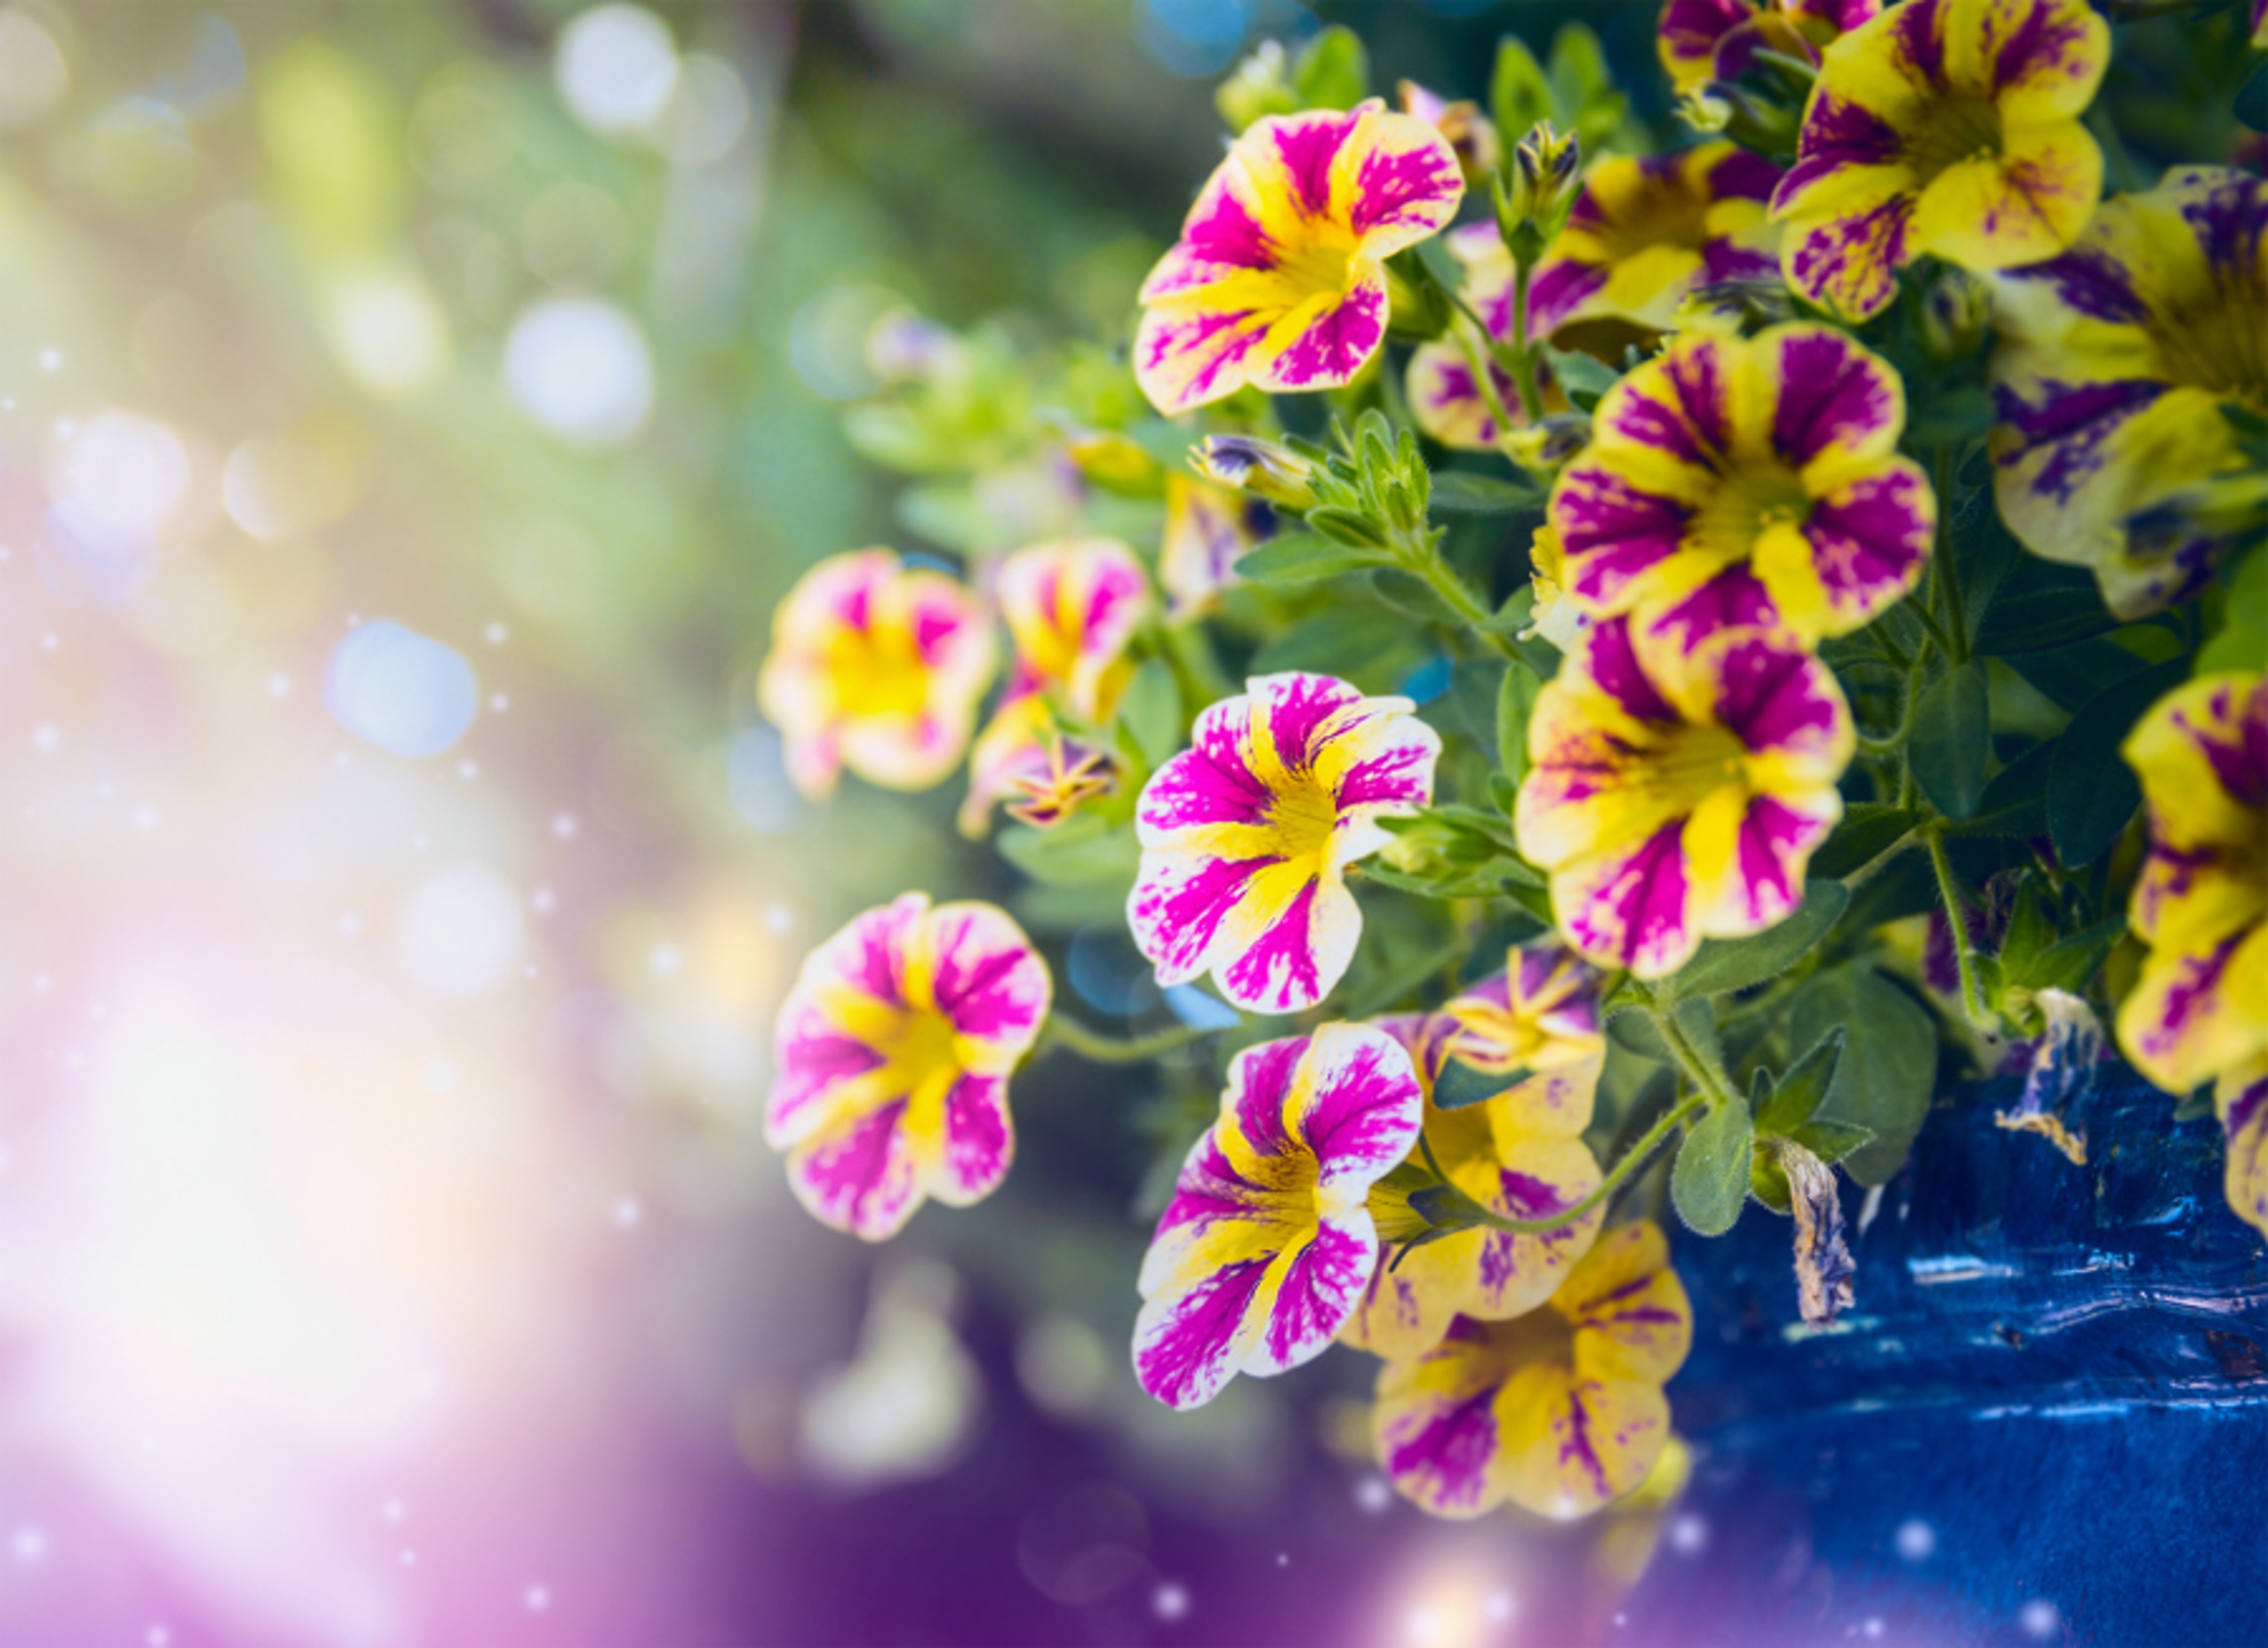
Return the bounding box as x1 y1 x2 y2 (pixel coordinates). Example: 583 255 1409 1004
1710 635 1845 758
1256 1216 1377 1369
1769 328 1901 465
1129 850 1276 984
1133 1256 1273 1411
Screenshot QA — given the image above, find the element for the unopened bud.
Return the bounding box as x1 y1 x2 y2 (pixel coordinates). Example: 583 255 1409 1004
1384 249 1451 343
1507 120 1580 230
1684 78 1798 156
1194 434 1320 513
1216 40 1298 133
1501 411 1591 477
1398 79 1503 190
1920 266 1993 363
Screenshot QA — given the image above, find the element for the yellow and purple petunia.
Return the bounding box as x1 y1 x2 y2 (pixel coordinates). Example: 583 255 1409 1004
1135 1024 1425 1409
1135 100 1464 415
1658 0 1882 93
1771 0 2110 321
1343 953 1609 1361
1160 473 1270 621
1550 324 1935 654
1527 142 1783 357
2217 1060 2268 1241
1130 673 1442 1014
1374 1220 1693 1520
1403 225 1559 454
1989 168 2268 618
1516 616 1854 979
960 536 1151 833
758 549 998 801
2115 673 2267 1106
767 893 1052 1241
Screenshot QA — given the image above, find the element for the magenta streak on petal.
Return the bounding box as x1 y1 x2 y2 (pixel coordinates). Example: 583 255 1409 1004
1992 0 2091 95
2228 1074 2268 1147
1260 1221 1371 1365
1666 340 1733 457
2172 691 2268 810
1498 1170 1573 1218
1990 377 2164 505
1263 675 1366 770
1570 825 1692 970
1303 1045 1420 1178
1774 96 1904 209
2008 243 2148 324
1712 637 1839 754
911 600 965 661
1805 470 1931 615
1132 853 1278 978
1771 331 1894 465
1732 794 1819 924
1787 194 1914 311
1337 737 1434 810
1159 1139 1275 1233
1270 286 1387 389
1136 1257 1273 1409
1526 260 1607 338
940 1073 1011 1197
1229 1038 1311 1157
1272 111 1360 220
1582 617 1680 726
933 943 1037 1041
1607 380 1720 473
797 1098 910 1230
1660 0 1755 56
1555 469 1693 606
844 912 911 1004
2140 936 2239 1061
1890 0 1946 89
2180 175 2268 274
1699 237 1781 284
838 578 874 633
1182 183 1276 271
1556 1384 1615 1500
1220 877 1326 1011
1647 564 1778 656
1383 1384 1503 1512
1709 145 1784 203
1577 1272 1663 1314
768 1028 886 1135
1144 736 1275 834
1351 143 1459 237
1145 308 1270 403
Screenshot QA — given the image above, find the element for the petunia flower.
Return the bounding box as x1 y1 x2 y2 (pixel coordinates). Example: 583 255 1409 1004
1549 323 1935 654
1130 673 1442 1014
960 536 1150 833
767 893 1052 1241
1135 100 1465 416
1527 142 1783 359
1770 0 2110 321
757 549 997 801
1403 226 1562 454
1988 168 2268 618
1658 0 1882 94
2216 1060 2268 1241
1342 955 1609 1361
1398 80 1501 190
1133 1024 1425 1410
1516 615 1854 979
2114 672 2267 1103
1522 524 1592 652
1161 473 1270 621
1374 1220 1693 1520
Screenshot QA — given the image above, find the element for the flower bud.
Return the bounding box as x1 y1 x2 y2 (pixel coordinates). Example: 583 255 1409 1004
1504 120 1580 236
1500 412 1591 477
1920 265 1992 363
1060 428 1164 497
1383 249 1451 343
1681 78 1798 155
1397 79 1502 190
1005 728 1118 829
1193 434 1320 513
1216 41 1298 133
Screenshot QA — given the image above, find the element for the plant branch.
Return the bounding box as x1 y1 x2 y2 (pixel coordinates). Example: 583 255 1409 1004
1922 821 1993 1031
1040 1013 1214 1065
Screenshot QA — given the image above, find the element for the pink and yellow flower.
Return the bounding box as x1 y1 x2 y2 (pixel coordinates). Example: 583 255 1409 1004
1516 616 1854 979
1660 0 1882 92
1160 473 1270 620
1770 0 2110 321
1130 673 1441 1014
2115 673 2267 1104
1135 100 1464 416
1527 142 1783 358
1343 951 1610 1361
767 893 1051 1241
757 549 996 800
1134 1025 1425 1409
1550 324 1935 654
1374 1220 1693 1520
1989 168 2268 618
960 536 1150 833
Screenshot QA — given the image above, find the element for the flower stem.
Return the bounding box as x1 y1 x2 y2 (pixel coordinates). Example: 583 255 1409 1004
1392 522 1524 663
1932 445 1969 665
1040 1013 1214 1064
1922 821 1993 1031
1461 1093 1709 1236
1504 258 1546 422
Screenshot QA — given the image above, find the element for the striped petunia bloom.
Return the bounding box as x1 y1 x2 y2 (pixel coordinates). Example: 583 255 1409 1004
1135 100 1464 415
1404 224 1555 453
1161 473 1270 621
1658 0 1882 92
758 549 997 800
1989 168 2268 618
961 536 1150 833
1527 143 1783 357
2114 673 2267 1106
1374 1220 1693 1520
1130 673 1442 1014
1516 616 1854 980
1549 324 1935 654
1135 1025 1425 1409
1342 973 1608 1362
766 894 1051 1241
1770 0 2110 321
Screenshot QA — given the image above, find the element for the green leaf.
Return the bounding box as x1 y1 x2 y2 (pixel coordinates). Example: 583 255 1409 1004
1292 25 1368 110
1236 532 1384 583
1451 660 1506 748
2007 639 2143 714
1605 998 1723 1074
1497 659 1542 789
1661 881 1849 1001
2238 58 2268 132
1754 1027 1846 1135
1906 383 1993 446
1671 1098 1754 1237
2022 915 2126 997
1807 804 1915 879
1790 1118 1875 1165
1995 880 2055 985
1306 506 1393 549
1949 479 2024 636
1539 344 1619 408
1434 1058 1527 1112
1489 35 1552 141
1788 965 1936 1185
2047 657 2189 867
1954 737 2054 837
1368 568 1467 627
2199 545 2268 673
1251 608 1424 685
1480 585 1536 635
1118 660 1181 766
1910 658 1990 819
1429 470 1542 514
1549 22 1626 148
996 816 1139 888
1975 562 2117 654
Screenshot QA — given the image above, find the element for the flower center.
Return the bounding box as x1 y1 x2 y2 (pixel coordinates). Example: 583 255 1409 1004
830 628 932 718
1648 721 1749 812
1692 461 1813 565
1267 771 1341 862
2156 285 2268 400
1279 234 1358 298
875 1002 964 1087
1901 93 2003 182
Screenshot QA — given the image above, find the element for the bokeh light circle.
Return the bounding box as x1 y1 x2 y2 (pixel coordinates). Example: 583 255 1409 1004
324 620 480 757
395 863 525 997
554 4 679 137
502 296 656 446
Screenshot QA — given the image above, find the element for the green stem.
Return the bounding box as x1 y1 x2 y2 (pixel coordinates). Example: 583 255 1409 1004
1040 1013 1213 1065
1648 996 1738 1111
1461 1093 1709 1235
1393 523 1523 663
1503 257 1546 423
1452 322 1523 446
1922 822 1992 1031
1933 445 1969 665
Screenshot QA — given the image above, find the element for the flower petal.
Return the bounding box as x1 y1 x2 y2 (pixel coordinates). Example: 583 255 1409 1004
1285 1021 1426 1193
1908 121 2103 272
2217 1062 2268 1240
1494 1366 1673 1520
1560 1221 1695 1387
